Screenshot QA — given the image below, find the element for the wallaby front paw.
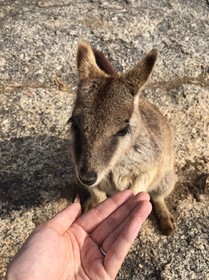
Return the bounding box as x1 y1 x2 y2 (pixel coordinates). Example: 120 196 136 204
82 198 97 212
81 188 107 213
160 213 176 235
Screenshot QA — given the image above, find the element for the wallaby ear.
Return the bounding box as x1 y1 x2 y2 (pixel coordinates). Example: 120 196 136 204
93 48 116 76
123 49 158 94
77 41 108 80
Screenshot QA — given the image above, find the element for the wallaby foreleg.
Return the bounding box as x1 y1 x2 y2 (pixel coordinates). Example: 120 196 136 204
152 196 176 235
83 186 107 212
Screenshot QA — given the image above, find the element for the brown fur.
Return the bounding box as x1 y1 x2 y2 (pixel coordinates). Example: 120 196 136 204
70 41 176 235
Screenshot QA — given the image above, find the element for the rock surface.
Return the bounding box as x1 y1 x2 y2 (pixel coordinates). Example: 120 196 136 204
0 0 209 279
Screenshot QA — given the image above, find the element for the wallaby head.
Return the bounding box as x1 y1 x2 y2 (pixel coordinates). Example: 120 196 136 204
70 41 157 187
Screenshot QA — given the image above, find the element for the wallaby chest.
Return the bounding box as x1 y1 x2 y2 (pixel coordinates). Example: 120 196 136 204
99 136 161 195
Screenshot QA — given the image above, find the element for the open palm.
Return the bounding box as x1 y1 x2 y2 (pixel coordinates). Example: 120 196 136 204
7 190 151 280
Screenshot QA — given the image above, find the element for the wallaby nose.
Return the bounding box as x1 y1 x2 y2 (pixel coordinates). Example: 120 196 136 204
78 170 97 186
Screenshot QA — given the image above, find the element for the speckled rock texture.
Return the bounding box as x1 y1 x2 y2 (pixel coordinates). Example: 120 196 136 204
0 0 209 279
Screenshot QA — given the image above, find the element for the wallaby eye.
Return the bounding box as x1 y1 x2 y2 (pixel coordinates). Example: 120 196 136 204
115 123 131 137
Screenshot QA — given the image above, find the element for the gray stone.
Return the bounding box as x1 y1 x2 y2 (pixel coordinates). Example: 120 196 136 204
0 0 208 279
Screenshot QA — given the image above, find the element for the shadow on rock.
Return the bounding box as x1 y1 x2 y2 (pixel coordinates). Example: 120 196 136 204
0 136 77 217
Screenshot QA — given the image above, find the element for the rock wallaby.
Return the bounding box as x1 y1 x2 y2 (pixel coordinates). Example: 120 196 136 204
69 41 176 235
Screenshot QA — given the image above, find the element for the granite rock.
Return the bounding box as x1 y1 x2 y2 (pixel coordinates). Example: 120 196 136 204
0 0 209 279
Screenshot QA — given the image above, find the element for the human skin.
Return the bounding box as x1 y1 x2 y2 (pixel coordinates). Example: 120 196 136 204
7 190 152 280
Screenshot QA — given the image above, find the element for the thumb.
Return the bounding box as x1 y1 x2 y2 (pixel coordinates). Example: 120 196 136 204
44 203 81 235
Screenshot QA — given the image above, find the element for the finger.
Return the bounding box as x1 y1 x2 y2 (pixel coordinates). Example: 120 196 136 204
90 192 150 245
103 200 152 253
76 190 134 233
44 202 81 235
104 201 152 279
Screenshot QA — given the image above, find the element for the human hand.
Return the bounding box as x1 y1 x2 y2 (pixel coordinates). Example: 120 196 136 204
7 190 152 280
